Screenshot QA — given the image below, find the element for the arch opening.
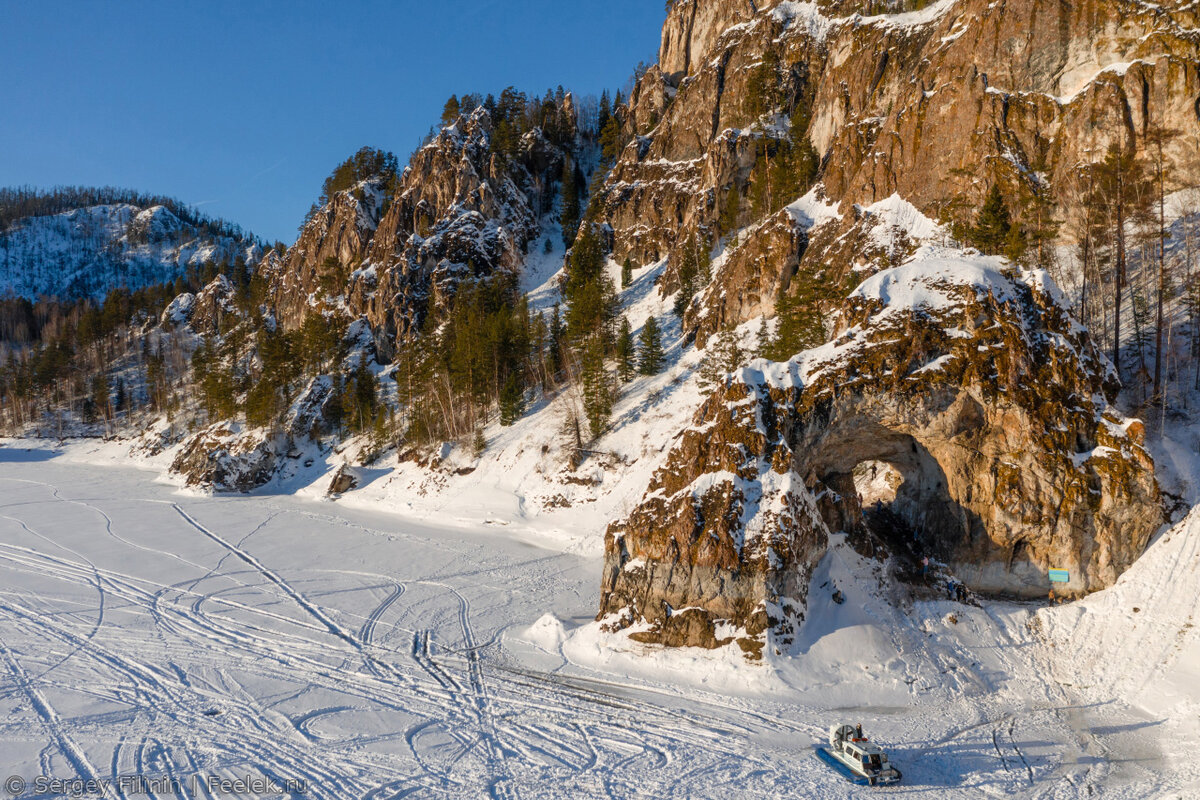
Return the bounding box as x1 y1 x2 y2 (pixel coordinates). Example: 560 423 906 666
803 420 982 583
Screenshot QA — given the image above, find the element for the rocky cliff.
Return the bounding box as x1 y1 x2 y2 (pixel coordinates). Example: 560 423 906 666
264 107 569 356
599 247 1161 656
604 0 1200 336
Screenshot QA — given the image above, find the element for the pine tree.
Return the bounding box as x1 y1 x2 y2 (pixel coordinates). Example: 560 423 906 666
499 373 525 426
1091 142 1149 374
600 115 623 164
972 185 1012 255
564 225 616 343
1003 221 1027 264
638 316 665 375
441 95 461 126
698 327 744 392
616 316 636 382
744 48 781 121
548 303 565 380
672 234 702 318
755 317 771 358
598 90 612 134
345 357 379 433
621 257 633 289
580 335 615 439
768 279 834 361
90 373 109 421
782 103 820 202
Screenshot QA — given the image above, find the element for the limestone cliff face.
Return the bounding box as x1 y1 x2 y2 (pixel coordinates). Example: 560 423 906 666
604 0 1200 328
599 249 1162 654
659 0 760 85
598 369 828 659
357 110 554 346
265 108 569 354
267 182 387 335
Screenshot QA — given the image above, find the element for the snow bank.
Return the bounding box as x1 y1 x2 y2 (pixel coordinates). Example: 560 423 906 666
1039 507 1200 722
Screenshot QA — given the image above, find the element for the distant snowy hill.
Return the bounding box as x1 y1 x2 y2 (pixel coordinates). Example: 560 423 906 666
0 190 260 300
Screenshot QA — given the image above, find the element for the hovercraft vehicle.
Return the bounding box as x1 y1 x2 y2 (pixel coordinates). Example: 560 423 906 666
816 723 902 786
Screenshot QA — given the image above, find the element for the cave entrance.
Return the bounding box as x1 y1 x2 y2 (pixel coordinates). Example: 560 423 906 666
806 422 975 583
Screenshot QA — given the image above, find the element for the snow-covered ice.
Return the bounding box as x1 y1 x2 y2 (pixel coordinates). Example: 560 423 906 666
1 446 1198 798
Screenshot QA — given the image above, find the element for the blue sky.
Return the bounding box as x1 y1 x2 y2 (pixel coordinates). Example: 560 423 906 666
0 1 666 243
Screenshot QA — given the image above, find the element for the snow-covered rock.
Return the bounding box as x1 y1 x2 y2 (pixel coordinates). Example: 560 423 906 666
599 247 1160 657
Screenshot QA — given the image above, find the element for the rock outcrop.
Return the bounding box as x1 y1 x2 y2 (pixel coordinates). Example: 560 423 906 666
171 376 338 492
263 107 570 354
603 0 1200 335
599 248 1161 655
186 274 243 336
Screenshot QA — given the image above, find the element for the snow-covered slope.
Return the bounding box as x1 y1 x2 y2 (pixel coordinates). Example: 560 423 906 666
0 202 259 300
1039 508 1200 725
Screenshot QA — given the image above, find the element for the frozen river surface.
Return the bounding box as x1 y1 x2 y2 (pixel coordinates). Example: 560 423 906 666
0 449 1189 799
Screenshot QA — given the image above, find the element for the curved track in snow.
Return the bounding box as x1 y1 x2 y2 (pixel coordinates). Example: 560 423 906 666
0 456 1188 799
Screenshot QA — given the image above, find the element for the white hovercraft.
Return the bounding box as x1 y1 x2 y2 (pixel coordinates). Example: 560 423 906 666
816 723 903 786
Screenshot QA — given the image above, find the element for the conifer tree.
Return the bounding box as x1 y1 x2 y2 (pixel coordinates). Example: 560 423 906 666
972 185 1012 255
755 317 771 358
698 327 745 392
638 316 664 375
600 116 623 164
744 48 781 120
672 234 708 318
621 257 633 289
499 373 525 426
90 373 109 422
441 95 461 125
580 334 615 438
616 316 636 382
344 357 379 433
598 90 612 134
768 282 832 361
564 225 616 343
1003 221 1027 264
548 303 565 379
244 378 283 430
1091 142 1148 375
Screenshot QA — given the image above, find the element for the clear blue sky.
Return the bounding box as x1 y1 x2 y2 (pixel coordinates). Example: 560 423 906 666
0 1 666 243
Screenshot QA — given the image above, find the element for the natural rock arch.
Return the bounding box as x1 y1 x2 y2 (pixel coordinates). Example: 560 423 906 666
598 253 1161 656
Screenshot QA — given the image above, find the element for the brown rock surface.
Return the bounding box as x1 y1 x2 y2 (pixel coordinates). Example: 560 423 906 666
603 0 1200 334
263 108 568 355
599 250 1162 654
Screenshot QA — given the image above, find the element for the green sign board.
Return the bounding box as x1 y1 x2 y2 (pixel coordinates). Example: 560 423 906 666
1048 569 1070 583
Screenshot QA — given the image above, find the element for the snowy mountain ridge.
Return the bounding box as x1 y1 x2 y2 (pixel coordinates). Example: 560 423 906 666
0 199 260 300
